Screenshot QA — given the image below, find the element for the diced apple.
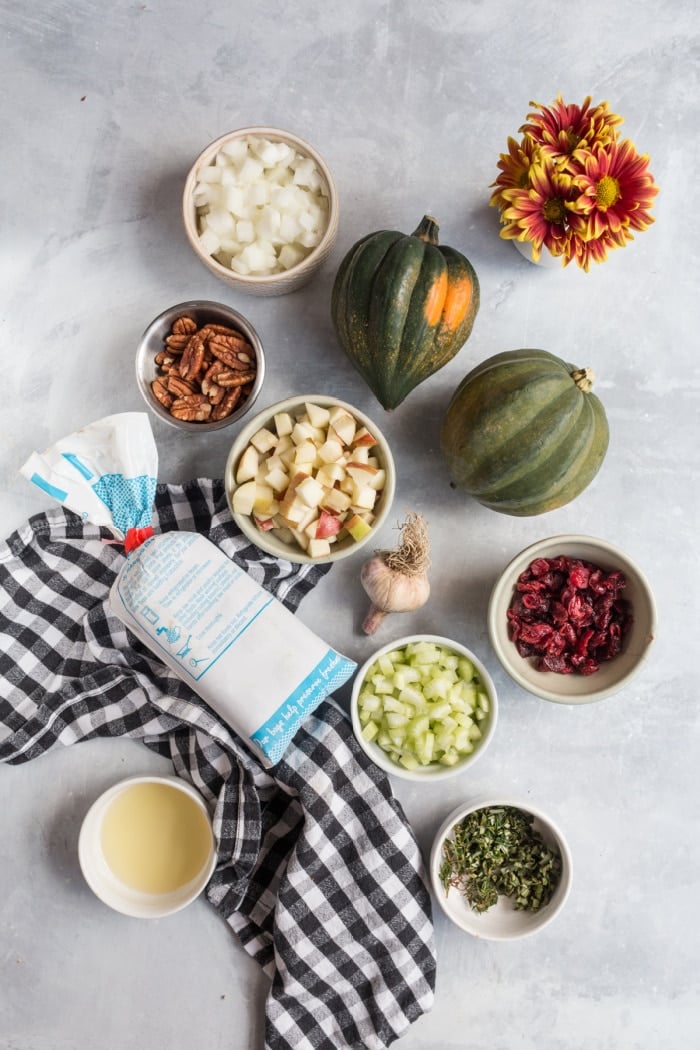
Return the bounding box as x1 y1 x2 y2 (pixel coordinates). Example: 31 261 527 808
329 411 356 446
250 428 278 454
279 496 315 527
273 412 294 437
253 484 276 513
315 462 346 488
291 420 317 446
346 462 380 484
264 466 289 493
353 426 377 447
254 515 276 532
307 537 332 559
304 402 331 428
279 444 297 468
345 513 373 542
235 444 259 483
293 440 318 466
318 437 344 464
290 527 310 551
322 488 353 513
275 434 294 454
232 479 257 516
351 483 377 510
349 445 370 465
367 468 386 491
315 509 343 539
295 475 326 508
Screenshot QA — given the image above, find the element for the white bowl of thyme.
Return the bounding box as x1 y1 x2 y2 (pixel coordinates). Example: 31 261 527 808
429 798 572 940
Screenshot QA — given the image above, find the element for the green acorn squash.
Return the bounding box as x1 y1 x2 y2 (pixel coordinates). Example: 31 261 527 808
330 215 479 410
440 349 609 516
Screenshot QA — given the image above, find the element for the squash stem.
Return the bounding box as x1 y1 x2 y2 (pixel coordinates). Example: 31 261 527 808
412 214 440 246
571 367 595 393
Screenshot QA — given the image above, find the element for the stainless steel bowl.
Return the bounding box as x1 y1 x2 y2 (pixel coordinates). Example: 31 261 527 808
135 299 265 432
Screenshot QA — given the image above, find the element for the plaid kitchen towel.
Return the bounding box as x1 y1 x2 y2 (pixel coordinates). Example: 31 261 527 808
0 479 436 1050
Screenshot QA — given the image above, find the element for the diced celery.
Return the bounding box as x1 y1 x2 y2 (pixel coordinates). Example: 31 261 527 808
356 639 490 771
458 657 476 680
398 685 424 706
398 752 420 771
382 696 409 715
358 691 381 712
428 700 451 721
409 715 430 737
377 653 395 676
393 666 420 689
371 675 395 695
362 721 379 743
385 711 409 728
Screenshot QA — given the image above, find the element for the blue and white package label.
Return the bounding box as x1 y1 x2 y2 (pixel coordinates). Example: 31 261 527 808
110 530 356 766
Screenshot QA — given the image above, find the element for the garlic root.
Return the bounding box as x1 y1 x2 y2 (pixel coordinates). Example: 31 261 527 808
360 513 431 635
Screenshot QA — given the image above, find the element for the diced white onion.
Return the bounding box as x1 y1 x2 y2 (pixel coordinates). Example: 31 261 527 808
194 134 330 275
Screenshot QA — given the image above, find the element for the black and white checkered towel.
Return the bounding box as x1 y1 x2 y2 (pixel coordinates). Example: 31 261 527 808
0 478 436 1050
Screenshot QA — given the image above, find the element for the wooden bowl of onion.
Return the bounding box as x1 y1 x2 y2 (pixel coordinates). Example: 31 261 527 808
182 127 339 296
224 394 396 564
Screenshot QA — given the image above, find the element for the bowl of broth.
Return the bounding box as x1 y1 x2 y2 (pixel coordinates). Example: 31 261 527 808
78 775 217 918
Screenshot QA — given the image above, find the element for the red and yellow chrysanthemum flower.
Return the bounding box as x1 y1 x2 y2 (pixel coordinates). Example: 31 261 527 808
520 94 623 166
489 134 540 212
490 95 658 269
569 138 659 244
498 158 586 263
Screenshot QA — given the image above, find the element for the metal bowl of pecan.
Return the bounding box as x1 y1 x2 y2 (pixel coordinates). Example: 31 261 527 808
135 300 265 431
487 534 657 704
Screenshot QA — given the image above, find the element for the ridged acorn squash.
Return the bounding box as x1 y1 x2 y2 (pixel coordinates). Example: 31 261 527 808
331 215 479 410
440 349 609 516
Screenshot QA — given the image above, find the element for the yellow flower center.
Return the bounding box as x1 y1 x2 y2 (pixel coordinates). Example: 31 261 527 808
543 198 567 224
596 175 621 209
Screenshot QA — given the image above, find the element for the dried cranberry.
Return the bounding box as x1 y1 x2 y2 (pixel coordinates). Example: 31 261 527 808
507 552 633 677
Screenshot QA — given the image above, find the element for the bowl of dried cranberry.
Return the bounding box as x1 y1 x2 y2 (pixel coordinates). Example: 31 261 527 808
487 535 657 704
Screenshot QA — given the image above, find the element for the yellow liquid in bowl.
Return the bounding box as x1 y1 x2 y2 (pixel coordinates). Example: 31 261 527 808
100 782 213 895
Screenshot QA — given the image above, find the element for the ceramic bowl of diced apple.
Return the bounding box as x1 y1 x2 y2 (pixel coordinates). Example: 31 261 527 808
182 127 339 296
350 635 498 782
224 395 396 564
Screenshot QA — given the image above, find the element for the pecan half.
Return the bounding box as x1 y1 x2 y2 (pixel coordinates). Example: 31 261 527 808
211 387 242 420
211 368 257 388
172 316 198 336
170 394 213 422
151 377 173 408
167 374 198 397
179 332 206 381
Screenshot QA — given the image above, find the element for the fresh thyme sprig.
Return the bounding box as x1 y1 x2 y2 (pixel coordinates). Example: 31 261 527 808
439 805 563 914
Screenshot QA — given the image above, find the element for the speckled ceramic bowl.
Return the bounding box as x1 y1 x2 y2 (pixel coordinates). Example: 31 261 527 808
182 127 339 296
224 394 395 565
487 534 657 704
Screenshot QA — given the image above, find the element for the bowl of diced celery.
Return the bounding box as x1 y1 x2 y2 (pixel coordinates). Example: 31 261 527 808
350 635 498 781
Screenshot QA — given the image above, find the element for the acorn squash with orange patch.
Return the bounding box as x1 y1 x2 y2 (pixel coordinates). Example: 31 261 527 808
330 215 480 410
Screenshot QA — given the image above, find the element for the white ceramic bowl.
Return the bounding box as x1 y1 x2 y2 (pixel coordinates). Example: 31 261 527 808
430 797 572 940
488 534 657 704
135 299 265 432
78 775 217 919
224 394 396 565
350 634 498 782
182 126 339 296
